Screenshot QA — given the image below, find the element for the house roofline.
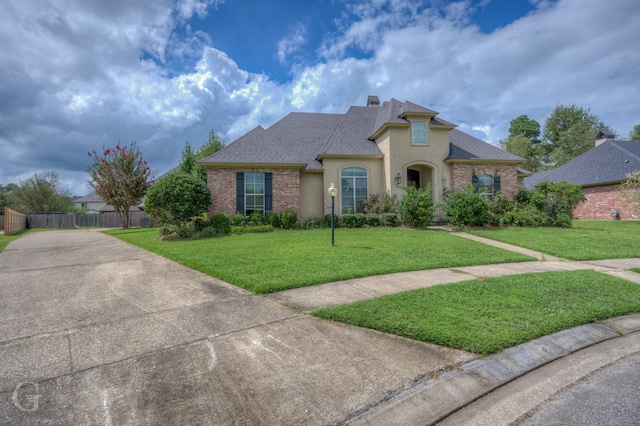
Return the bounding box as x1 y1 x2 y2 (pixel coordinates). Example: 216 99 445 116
369 123 408 140
200 162 307 169
445 159 523 165
316 154 384 160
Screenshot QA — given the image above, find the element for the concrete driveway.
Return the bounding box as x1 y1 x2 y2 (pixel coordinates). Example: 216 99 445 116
0 230 470 425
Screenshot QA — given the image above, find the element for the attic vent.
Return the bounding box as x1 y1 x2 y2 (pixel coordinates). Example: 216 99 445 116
367 95 380 107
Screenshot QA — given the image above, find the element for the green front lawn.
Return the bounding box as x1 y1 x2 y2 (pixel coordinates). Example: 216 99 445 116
470 220 640 260
105 227 533 293
312 270 640 355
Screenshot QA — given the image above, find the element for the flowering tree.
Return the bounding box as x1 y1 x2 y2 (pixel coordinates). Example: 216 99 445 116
87 142 154 229
620 170 640 213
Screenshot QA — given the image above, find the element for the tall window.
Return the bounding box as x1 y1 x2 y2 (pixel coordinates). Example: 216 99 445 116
341 167 368 214
237 172 272 215
411 121 427 145
245 173 264 215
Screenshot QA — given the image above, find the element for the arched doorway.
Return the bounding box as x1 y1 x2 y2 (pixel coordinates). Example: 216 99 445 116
406 164 433 191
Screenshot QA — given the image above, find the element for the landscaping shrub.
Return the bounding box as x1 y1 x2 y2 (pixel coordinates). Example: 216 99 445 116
444 185 489 228
208 213 231 234
381 213 399 227
231 212 246 226
358 192 399 214
144 172 211 237
354 213 367 228
366 214 381 227
398 185 435 227
249 212 264 225
298 217 325 229
194 226 220 239
280 210 297 229
342 214 356 228
265 213 280 228
192 217 208 232
231 225 274 234
503 204 547 227
324 214 342 228
488 192 515 226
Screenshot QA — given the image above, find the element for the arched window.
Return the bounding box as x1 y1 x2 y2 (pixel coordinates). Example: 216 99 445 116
341 167 368 214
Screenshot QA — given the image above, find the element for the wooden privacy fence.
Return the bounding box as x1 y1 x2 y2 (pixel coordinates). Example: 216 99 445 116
26 214 76 229
1 211 149 232
4 208 27 236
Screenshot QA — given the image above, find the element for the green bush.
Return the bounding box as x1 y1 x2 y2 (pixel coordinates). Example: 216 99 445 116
265 213 280 228
366 214 381 227
144 172 211 237
342 214 356 228
280 210 297 229
444 185 490 228
208 213 231 234
504 204 548 227
488 192 515 226
249 212 264 225
194 226 221 239
324 214 342 228
298 217 325 229
231 213 246 226
381 213 399 227
398 185 435 227
358 192 399 214
231 225 275 234
354 213 367 228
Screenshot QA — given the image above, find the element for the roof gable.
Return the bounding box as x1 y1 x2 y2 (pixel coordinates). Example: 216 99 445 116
447 129 524 162
525 140 640 188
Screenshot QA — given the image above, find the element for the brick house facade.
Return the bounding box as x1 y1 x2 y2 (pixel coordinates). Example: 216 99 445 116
202 97 524 220
573 184 639 220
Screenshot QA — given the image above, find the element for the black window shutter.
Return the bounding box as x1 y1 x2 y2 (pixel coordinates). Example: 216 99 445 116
236 172 245 214
472 175 479 193
494 176 501 192
264 173 273 213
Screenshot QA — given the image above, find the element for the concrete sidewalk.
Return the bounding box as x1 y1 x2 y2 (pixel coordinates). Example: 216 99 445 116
1 229 639 425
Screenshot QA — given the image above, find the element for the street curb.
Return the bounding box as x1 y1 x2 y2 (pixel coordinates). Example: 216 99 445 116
347 314 640 425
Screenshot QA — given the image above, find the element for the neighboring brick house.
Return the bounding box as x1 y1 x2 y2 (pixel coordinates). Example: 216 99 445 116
201 97 525 219
525 135 640 220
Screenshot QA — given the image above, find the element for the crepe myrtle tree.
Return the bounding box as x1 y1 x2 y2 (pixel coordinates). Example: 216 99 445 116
87 142 154 229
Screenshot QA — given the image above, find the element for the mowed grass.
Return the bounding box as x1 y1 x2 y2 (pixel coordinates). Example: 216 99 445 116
105 227 533 293
470 220 640 260
312 270 640 355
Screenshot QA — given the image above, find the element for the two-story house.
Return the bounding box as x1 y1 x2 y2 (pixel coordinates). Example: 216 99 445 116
201 96 525 219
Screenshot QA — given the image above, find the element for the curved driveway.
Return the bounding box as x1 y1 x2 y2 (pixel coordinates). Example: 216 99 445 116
0 230 469 425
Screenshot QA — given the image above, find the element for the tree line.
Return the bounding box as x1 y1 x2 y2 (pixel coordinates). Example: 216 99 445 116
500 105 640 173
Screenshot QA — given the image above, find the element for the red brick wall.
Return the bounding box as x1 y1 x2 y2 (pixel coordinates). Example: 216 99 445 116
450 163 521 198
206 168 301 217
573 184 639 220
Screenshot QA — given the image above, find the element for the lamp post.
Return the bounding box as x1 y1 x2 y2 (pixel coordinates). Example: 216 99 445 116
328 183 337 246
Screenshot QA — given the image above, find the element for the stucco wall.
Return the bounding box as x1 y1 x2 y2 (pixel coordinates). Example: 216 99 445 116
450 163 521 198
321 157 385 215
207 167 301 217
300 172 324 219
573 184 639 220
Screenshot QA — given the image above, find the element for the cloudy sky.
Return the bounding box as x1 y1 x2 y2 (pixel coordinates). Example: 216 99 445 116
1 0 639 196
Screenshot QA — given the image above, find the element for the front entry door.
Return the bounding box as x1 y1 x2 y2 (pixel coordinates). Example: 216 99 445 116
407 169 420 189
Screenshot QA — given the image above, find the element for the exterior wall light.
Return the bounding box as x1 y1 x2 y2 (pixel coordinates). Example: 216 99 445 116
395 173 402 185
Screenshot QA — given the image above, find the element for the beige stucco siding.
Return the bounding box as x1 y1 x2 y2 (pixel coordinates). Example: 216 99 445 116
321 157 385 215
375 122 452 203
300 172 324 219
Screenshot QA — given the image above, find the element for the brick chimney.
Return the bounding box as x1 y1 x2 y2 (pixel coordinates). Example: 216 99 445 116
367 95 380 107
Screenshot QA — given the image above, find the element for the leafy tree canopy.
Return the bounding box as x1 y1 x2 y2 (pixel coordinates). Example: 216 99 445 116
178 130 225 183
629 124 640 141
508 115 541 143
5 172 74 213
542 105 611 168
87 142 154 229
500 115 547 172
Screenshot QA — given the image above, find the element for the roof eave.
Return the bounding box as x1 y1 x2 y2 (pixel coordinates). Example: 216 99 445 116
200 162 307 169
317 154 384 160
445 158 523 165
369 123 408 141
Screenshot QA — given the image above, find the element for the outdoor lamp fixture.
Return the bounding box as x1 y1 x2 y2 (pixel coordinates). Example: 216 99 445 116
395 172 402 185
328 183 338 245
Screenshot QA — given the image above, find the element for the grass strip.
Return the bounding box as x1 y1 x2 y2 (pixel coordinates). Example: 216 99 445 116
469 220 640 260
105 227 533 293
312 270 640 355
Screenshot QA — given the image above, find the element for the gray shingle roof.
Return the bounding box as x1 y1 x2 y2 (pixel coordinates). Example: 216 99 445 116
524 140 640 189
201 99 522 169
75 191 103 202
447 129 524 162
